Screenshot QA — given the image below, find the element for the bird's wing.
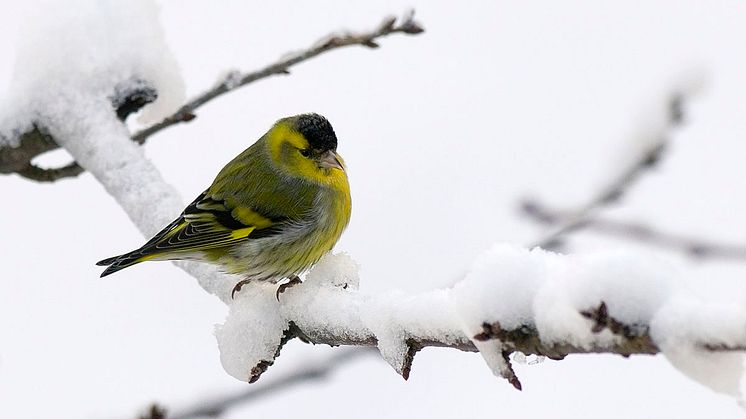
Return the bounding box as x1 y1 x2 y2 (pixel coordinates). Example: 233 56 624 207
97 192 286 276
149 191 286 253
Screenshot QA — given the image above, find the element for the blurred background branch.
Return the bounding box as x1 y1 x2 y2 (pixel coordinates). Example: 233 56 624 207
520 90 746 261
166 348 376 419
525 93 684 251
522 200 746 260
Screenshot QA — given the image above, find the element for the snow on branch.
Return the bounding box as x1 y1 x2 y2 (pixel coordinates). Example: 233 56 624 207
3 0 742 403
0 12 423 183
216 249 746 395
0 82 158 182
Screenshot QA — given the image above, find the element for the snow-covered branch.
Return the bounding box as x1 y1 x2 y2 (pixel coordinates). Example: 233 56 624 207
0 82 157 182
215 250 746 394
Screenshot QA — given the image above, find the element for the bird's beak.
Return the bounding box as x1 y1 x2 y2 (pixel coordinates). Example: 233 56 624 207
318 150 344 171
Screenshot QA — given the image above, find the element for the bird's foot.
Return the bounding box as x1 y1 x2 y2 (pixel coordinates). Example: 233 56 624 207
231 279 253 299
276 275 302 301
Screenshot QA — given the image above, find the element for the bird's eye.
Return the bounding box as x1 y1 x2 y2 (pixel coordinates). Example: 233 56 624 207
299 149 311 158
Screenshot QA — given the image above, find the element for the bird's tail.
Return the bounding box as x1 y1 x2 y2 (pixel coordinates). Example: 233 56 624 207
96 251 153 277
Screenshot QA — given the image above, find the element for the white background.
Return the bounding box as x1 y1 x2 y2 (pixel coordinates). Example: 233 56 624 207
2 0 746 417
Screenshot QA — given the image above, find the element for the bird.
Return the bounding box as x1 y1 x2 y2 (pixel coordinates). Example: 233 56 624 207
97 113 351 297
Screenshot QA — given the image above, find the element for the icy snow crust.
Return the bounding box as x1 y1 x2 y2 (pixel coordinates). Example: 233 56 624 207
219 246 745 398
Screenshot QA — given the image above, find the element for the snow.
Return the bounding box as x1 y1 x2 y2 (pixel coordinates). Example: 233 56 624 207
5 0 741 392
359 288 463 374
0 0 185 232
532 250 676 349
2 2 742 390
279 253 370 343
215 282 287 382
0 2 745 417
304 252 361 290
0 0 243 302
451 244 554 332
450 245 554 378
217 69 244 91
0 0 184 147
215 243 746 397
652 296 746 396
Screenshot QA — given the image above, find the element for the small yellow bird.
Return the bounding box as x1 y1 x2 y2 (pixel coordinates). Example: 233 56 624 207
97 113 351 296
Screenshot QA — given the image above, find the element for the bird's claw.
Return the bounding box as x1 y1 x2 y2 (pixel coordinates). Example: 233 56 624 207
231 279 253 299
276 275 302 301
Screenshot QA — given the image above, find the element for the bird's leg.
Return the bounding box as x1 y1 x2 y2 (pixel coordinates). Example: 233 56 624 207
276 275 303 301
231 279 253 299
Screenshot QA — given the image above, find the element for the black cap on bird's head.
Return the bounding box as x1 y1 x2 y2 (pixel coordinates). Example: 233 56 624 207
293 113 337 152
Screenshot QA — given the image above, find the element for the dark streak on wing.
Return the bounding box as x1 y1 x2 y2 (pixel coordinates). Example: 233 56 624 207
186 193 290 238
97 191 292 277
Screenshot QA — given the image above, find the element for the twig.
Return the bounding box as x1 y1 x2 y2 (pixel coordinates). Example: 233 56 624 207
0 12 424 182
0 126 61 176
131 12 424 144
527 93 684 250
522 200 746 260
16 161 84 182
167 348 375 419
138 404 167 419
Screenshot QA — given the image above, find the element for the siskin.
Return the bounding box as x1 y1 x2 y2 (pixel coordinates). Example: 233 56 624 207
97 113 351 296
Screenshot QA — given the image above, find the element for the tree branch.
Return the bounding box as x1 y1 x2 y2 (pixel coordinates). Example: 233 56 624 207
165 348 375 419
131 12 424 143
521 199 746 260
0 81 157 182
527 93 684 250
219 272 746 392
0 12 424 182
0 125 57 174
16 161 84 182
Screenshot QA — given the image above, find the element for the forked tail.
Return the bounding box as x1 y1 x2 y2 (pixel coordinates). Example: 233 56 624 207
96 252 151 277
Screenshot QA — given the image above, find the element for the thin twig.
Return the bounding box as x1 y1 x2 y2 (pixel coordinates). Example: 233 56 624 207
519 90 745 261
522 200 746 261
131 12 424 144
16 161 84 182
528 94 684 250
0 12 424 182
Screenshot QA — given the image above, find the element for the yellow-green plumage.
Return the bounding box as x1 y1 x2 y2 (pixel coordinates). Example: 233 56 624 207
97 113 351 285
